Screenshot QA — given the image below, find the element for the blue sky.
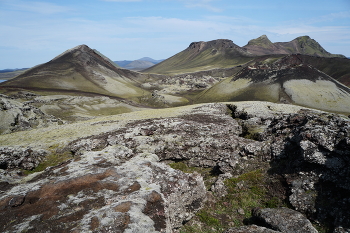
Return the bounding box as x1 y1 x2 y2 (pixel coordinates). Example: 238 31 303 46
0 0 349 69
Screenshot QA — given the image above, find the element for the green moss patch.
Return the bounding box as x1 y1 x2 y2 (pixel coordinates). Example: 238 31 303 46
180 169 288 233
24 150 73 175
169 162 217 189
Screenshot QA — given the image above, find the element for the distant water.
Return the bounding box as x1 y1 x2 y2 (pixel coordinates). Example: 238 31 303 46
0 80 6 83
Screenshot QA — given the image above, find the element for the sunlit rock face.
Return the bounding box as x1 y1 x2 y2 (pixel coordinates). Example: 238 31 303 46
0 102 349 232
0 150 206 232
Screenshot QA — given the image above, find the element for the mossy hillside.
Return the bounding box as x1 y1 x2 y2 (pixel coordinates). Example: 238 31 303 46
283 79 350 114
246 35 273 48
196 77 280 104
23 94 147 122
143 47 253 75
42 103 139 122
6 67 150 100
294 36 329 56
195 78 251 103
137 93 190 108
298 55 350 87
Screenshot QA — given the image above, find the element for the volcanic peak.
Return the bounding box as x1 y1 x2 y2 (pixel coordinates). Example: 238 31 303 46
246 35 273 47
51 44 91 61
188 39 240 52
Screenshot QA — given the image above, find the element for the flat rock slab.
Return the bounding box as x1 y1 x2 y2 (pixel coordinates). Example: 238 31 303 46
224 224 280 233
253 207 318 233
0 147 206 232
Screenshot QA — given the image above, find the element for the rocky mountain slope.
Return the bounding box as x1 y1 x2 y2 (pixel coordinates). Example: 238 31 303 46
244 35 345 58
0 45 198 110
1 102 349 232
143 36 344 75
197 54 350 115
142 39 254 74
0 45 151 100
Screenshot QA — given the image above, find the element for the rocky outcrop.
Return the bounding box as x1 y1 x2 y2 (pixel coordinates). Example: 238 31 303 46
66 103 267 176
229 103 350 231
1 101 349 232
0 148 206 232
224 225 280 233
0 147 47 171
225 207 318 233
252 207 318 233
244 35 345 58
0 94 63 134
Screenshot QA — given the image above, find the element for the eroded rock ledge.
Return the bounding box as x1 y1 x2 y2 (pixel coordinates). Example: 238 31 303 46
0 102 349 232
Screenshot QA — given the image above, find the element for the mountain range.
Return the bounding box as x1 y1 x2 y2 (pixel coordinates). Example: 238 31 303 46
1 35 350 116
144 35 345 74
244 35 345 57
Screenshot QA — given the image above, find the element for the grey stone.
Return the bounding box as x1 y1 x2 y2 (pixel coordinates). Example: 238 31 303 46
253 207 318 233
224 224 280 233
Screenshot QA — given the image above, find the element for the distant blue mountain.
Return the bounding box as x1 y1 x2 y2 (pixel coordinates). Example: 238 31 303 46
114 57 164 70
114 60 133 67
137 57 164 63
0 68 28 73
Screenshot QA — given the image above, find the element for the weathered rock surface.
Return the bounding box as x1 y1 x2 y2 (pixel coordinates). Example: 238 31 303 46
229 103 350 231
0 147 47 171
224 224 280 233
66 103 268 176
0 94 63 134
252 207 318 233
0 101 350 232
0 148 206 232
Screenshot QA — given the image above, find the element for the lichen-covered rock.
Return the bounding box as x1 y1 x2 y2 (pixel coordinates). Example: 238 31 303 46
224 225 280 233
211 173 233 197
228 104 350 230
252 207 318 233
67 103 267 176
0 146 206 232
1 101 350 232
0 95 63 134
0 147 47 170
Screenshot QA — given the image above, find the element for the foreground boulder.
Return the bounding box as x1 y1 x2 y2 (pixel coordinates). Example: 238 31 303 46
0 147 47 170
252 207 318 233
0 147 206 232
229 102 350 231
224 225 280 233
